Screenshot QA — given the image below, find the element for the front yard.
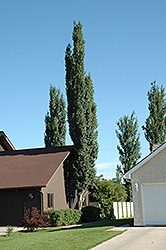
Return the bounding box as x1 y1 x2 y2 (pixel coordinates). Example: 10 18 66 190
0 219 131 250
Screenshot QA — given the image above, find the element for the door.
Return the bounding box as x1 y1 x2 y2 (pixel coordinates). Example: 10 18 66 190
142 184 166 225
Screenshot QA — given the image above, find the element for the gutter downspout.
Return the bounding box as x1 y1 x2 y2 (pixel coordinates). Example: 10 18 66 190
38 189 44 213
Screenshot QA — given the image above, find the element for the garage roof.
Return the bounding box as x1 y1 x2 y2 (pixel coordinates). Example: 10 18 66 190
0 146 73 189
124 142 166 179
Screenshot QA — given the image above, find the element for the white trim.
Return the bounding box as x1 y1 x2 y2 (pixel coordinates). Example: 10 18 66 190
142 182 166 186
124 142 166 179
141 184 145 226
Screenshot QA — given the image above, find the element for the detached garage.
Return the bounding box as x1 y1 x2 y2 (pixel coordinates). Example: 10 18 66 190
124 143 166 226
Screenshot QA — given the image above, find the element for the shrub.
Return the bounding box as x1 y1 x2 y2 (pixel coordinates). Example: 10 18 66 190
48 209 82 227
21 207 50 231
48 210 64 227
90 175 127 218
81 206 101 223
63 209 82 226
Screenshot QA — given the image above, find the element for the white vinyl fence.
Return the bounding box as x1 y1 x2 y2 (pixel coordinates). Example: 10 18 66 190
112 202 133 219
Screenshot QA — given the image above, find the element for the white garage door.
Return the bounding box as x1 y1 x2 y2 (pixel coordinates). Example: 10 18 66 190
142 184 166 225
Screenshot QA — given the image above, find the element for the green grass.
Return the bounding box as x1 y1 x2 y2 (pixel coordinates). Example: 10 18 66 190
0 219 130 250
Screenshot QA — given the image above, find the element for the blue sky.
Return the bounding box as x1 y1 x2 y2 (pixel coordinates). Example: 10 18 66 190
1 0 166 179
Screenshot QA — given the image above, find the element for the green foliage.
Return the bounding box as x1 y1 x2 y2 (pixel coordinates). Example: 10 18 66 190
115 110 141 201
142 80 166 151
90 176 127 218
112 165 123 184
65 21 98 195
48 210 63 227
6 225 13 237
48 209 82 227
81 206 101 223
44 84 66 147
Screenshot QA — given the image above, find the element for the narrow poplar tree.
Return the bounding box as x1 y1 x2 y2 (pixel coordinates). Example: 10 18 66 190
142 80 166 151
44 84 66 147
112 165 123 184
115 110 141 201
65 21 98 208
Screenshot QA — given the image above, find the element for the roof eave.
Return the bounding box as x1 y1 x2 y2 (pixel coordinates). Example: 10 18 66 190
0 185 46 190
124 173 131 180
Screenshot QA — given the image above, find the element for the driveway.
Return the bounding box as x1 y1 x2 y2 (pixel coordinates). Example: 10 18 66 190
90 225 166 250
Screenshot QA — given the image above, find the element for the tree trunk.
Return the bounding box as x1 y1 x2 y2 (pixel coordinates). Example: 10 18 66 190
78 192 84 210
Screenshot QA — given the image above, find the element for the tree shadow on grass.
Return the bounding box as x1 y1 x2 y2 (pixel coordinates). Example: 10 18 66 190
80 218 131 229
0 235 7 238
45 218 131 233
17 218 131 234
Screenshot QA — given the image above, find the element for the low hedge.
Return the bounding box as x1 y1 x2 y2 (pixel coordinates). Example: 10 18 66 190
81 206 101 223
48 209 82 227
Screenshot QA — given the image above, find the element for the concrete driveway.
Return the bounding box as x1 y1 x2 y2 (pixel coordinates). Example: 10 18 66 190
90 225 166 250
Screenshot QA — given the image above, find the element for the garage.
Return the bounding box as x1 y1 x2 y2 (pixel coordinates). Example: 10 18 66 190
124 142 166 226
142 184 166 226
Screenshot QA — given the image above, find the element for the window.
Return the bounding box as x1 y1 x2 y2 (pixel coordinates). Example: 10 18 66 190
47 193 54 209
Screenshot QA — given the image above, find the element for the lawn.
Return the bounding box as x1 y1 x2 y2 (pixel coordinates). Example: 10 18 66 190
0 219 130 250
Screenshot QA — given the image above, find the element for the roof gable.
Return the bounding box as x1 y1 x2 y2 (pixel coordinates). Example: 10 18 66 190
0 131 15 151
0 146 73 189
124 142 166 179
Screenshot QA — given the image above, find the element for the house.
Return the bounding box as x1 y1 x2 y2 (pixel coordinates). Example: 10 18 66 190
0 131 15 151
124 143 166 226
0 132 78 225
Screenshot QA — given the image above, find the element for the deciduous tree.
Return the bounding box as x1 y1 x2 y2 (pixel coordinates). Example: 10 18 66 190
142 80 166 151
90 175 127 218
44 84 66 147
65 21 98 208
112 165 123 184
115 110 141 201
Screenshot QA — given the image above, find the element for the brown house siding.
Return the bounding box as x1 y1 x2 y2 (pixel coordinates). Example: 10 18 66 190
0 188 41 226
42 163 69 210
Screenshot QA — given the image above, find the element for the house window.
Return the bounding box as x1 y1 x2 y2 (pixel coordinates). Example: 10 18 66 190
47 193 54 209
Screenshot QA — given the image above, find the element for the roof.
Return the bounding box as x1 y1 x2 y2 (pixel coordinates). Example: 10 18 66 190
124 141 166 179
0 146 73 190
0 131 15 151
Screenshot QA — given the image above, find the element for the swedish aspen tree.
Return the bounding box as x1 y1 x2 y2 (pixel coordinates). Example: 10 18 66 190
44 84 66 147
65 21 98 208
142 80 166 151
116 110 141 201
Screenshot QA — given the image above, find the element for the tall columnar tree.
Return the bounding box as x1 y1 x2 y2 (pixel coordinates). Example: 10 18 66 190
65 21 98 207
44 84 66 147
115 110 141 201
112 165 123 184
142 80 166 151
